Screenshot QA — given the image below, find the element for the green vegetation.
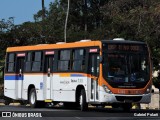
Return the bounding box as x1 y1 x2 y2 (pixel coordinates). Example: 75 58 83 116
0 0 160 87
0 70 3 85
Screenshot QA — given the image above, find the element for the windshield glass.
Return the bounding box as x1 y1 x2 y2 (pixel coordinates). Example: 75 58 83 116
103 43 150 88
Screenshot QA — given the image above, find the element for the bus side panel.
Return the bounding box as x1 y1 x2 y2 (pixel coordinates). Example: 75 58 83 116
53 74 75 102
4 80 16 99
4 74 24 100
52 74 88 102
22 74 44 101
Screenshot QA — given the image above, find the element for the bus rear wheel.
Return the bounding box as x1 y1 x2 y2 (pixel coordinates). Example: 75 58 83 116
63 102 77 109
29 88 37 108
29 88 45 108
112 103 120 108
79 89 88 111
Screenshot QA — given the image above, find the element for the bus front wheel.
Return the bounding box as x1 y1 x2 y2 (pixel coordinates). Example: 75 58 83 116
122 103 132 112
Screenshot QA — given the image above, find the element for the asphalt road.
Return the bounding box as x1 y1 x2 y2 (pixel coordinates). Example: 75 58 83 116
0 105 160 120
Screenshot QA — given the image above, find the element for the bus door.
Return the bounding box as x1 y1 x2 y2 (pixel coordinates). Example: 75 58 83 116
88 52 100 102
16 53 25 99
44 51 54 100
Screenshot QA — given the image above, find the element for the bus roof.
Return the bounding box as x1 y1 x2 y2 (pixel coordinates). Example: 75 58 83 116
6 40 101 52
6 40 146 52
102 40 146 44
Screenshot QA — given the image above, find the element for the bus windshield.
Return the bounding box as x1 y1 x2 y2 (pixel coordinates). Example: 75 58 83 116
103 43 150 88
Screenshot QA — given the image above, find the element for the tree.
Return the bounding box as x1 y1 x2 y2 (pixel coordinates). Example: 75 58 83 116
0 18 16 61
1 0 160 71
101 0 160 66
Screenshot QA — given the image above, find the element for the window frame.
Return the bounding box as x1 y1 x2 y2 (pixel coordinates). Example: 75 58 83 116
24 51 43 73
56 48 87 72
6 53 16 73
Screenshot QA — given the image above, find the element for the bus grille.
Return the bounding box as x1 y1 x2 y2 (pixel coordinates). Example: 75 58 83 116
115 96 142 102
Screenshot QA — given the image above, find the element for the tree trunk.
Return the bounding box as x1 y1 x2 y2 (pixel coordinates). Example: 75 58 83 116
42 0 45 20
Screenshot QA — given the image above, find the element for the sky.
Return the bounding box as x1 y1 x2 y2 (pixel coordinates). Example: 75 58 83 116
0 0 54 25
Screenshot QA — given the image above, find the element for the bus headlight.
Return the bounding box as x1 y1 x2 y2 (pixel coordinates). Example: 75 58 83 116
102 85 112 94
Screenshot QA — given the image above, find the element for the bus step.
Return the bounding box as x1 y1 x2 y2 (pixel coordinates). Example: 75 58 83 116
44 99 53 103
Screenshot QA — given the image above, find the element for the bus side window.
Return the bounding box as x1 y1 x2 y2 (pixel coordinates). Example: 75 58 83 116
25 51 43 72
58 50 70 71
7 53 15 72
57 49 86 72
25 52 32 72
32 51 42 72
72 49 85 71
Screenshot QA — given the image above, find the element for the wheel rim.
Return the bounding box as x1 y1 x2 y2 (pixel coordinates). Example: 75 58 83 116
30 91 35 104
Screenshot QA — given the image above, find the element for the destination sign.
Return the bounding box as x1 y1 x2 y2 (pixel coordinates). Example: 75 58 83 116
108 44 145 52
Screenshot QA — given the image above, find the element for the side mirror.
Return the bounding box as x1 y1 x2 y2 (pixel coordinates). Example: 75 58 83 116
99 56 103 63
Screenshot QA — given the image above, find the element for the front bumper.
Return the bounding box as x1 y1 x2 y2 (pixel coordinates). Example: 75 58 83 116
99 91 151 103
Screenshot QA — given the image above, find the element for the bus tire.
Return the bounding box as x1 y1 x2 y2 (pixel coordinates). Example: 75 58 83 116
112 103 120 108
29 88 38 108
63 102 76 109
19 100 28 105
4 100 10 105
122 103 132 112
79 89 88 111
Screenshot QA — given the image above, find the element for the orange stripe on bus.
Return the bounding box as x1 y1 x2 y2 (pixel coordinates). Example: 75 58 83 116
6 41 101 52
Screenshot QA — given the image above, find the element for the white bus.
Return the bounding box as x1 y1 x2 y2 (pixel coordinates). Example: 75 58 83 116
4 39 152 111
